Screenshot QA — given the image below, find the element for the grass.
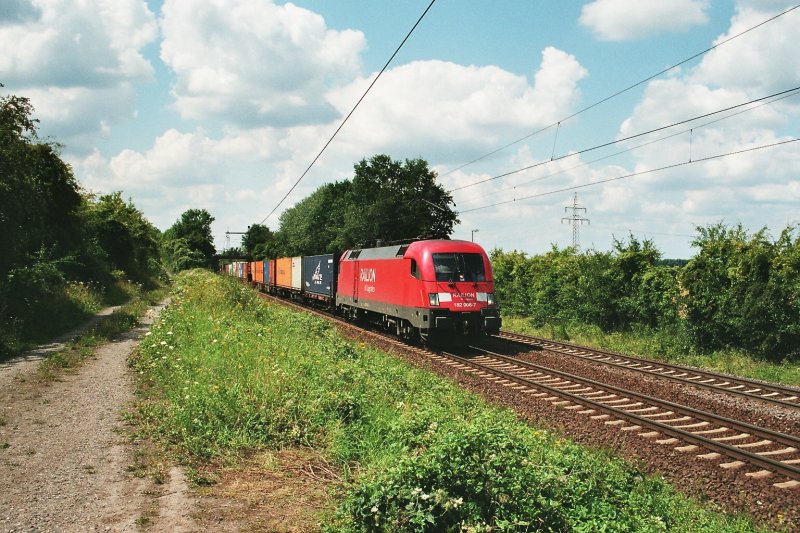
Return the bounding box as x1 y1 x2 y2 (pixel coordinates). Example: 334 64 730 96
36 282 169 380
129 269 770 532
502 317 800 387
0 277 157 360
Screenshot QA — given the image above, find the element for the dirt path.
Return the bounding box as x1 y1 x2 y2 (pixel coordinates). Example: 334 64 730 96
0 301 199 532
0 304 124 391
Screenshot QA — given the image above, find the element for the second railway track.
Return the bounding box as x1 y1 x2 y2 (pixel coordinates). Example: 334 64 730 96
498 331 800 408
435 345 800 489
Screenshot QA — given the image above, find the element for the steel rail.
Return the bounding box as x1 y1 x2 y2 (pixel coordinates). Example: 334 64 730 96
437 347 800 483
497 331 800 408
470 346 800 449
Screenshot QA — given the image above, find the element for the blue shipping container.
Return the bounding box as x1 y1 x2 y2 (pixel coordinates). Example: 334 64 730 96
302 254 336 297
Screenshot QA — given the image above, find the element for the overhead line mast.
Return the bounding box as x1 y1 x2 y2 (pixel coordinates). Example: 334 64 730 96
562 193 589 251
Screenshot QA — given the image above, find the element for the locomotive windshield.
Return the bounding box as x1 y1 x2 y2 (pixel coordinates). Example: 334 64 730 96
432 253 486 282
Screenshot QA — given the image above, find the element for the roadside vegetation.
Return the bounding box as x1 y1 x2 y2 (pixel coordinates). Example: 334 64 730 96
131 270 762 531
493 225 800 386
36 282 169 381
0 90 168 358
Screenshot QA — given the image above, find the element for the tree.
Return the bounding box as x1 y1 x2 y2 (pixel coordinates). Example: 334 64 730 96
278 181 352 255
490 249 532 316
162 209 215 271
85 192 161 282
681 223 800 359
276 155 459 254
0 89 163 356
342 155 458 245
242 224 277 259
1 93 83 280
681 223 747 351
611 235 661 329
161 238 208 271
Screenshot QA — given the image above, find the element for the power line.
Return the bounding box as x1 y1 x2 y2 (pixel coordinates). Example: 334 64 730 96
259 0 437 225
449 86 800 193
460 138 800 214
440 4 800 178
459 89 800 206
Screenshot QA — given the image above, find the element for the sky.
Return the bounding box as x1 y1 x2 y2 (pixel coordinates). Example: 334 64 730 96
1 0 798 259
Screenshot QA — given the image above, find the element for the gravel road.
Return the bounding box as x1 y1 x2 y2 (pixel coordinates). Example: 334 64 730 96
0 301 199 532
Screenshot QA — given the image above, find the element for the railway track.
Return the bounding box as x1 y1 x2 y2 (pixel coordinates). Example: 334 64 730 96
257 291 800 489
497 331 800 408
432 345 800 489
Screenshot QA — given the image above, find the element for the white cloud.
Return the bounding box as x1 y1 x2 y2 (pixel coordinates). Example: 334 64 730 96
159 0 365 127
597 184 634 213
691 4 800 95
75 126 291 241
19 84 135 150
327 47 588 162
0 0 157 149
746 181 800 203
579 0 709 41
0 0 156 86
83 127 281 190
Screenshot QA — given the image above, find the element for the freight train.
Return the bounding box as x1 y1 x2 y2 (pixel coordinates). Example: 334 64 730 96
222 239 501 343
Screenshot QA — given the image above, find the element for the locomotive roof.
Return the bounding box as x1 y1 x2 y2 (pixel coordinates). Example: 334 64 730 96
343 244 407 260
343 239 481 261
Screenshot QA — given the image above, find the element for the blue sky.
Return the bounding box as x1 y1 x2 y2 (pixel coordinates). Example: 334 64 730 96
2 0 798 258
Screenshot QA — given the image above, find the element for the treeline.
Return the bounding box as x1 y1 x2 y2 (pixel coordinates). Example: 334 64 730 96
224 154 458 260
492 224 800 361
1 92 162 354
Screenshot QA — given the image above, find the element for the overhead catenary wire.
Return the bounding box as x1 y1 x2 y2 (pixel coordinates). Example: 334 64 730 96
440 4 800 178
449 86 800 193
259 0 437 225
459 138 800 214
461 88 800 205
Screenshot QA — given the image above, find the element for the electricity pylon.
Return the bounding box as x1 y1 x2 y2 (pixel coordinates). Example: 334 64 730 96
561 193 589 250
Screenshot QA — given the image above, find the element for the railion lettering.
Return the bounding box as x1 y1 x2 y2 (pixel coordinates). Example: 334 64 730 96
360 268 376 283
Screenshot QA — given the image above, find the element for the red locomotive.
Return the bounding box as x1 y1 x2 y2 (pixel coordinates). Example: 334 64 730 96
223 238 501 343
337 239 500 342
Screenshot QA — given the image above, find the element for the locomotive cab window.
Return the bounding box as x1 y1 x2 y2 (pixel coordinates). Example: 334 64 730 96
432 253 486 282
410 259 421 279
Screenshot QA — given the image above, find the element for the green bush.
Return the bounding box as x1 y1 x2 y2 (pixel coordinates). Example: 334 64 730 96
492 224 800 362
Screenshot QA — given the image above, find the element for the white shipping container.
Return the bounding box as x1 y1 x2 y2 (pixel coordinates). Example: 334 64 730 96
291 256 302 290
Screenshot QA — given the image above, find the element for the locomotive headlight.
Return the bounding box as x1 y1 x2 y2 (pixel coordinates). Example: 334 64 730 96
487 292 495 306
428 292 440 306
